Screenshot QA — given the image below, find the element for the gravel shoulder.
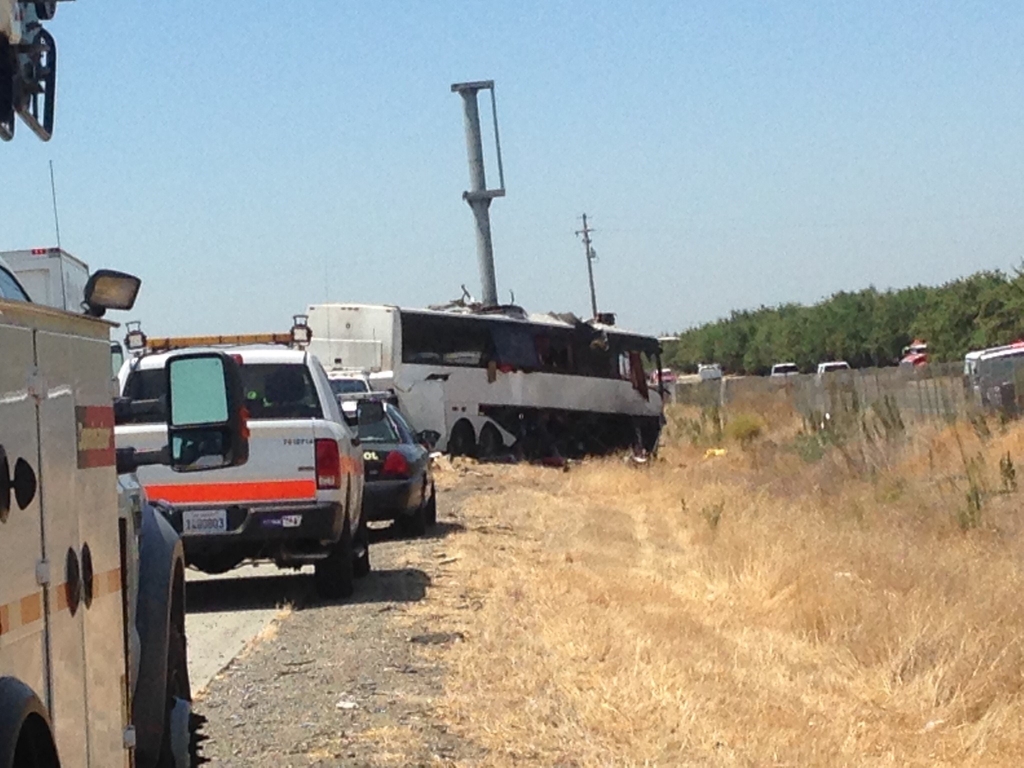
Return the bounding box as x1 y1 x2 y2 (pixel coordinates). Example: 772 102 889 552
187 477 487 767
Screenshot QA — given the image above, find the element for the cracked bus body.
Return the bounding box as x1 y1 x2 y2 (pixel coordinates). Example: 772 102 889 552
305 303 664 460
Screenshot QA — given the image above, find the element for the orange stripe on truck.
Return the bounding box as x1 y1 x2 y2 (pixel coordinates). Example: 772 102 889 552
145 479 318 505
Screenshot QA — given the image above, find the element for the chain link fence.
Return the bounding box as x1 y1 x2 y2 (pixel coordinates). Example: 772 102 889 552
670 362 984 425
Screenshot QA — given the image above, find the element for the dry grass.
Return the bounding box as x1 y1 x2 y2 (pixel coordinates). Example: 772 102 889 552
423 412 1024 766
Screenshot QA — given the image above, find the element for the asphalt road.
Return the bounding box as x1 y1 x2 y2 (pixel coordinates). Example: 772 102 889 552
185 563 311 693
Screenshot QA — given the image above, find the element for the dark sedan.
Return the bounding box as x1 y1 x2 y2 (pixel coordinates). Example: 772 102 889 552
359 403 436 536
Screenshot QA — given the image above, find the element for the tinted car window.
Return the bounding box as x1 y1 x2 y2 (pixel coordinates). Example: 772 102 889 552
358 413 400 443
0 268 31 302
123 362 323 423
387 407 416 444
329 378 369 395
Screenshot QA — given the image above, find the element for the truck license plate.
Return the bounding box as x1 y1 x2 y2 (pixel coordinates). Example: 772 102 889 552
182 509 228 535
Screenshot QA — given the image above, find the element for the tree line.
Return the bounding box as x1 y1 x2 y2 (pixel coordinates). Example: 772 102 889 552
662 268 1024 375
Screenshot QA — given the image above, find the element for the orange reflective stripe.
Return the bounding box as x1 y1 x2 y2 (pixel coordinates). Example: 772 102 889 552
145 479 318 505
2 593 37 634
0 592 44 636
0 568 123 637
20 593 42 625
98 567 122 598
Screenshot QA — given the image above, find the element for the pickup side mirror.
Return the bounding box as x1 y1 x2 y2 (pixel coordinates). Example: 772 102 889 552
166 352 249 472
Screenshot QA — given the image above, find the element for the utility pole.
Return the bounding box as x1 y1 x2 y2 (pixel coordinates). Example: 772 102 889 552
451 80 506 307
576 213 599 319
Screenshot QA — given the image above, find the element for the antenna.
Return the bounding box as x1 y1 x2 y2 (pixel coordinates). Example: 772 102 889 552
451 79 505 307
49 159 61 250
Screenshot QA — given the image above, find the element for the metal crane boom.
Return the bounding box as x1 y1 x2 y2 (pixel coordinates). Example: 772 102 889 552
1 1 64 142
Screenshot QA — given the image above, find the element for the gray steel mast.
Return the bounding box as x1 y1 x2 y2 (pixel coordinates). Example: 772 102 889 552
451 80 505 307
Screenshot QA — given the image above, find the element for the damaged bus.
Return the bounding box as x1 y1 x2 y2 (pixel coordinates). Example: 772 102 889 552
304 303 664 459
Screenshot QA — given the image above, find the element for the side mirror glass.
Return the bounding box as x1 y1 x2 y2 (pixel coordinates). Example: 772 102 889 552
357 400 386 426
417 430 441 449
110 342 125 379
166 352 249 472
83 269 141 317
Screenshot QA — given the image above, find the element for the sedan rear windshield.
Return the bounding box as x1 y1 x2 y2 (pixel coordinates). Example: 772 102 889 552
358 415 401 444
122 362 323 423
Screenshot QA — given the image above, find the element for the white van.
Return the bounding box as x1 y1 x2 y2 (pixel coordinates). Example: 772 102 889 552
698 363 723 381
770 362 799 377
816 361 851 376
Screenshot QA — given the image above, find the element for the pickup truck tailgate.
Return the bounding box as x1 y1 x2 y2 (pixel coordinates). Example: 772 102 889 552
119 420 326 507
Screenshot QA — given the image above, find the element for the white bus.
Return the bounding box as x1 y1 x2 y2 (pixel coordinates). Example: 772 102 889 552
305 303 665 458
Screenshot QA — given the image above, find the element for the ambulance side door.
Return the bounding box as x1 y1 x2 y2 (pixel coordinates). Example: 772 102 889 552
0 319 48 725
36 327 126 767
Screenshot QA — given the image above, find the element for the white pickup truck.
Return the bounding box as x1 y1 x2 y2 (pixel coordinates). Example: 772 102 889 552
116 344 368 599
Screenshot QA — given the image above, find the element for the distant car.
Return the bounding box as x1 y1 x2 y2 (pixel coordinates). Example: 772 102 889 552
359 402 437 536
698 363 723 381
899 340 929 368
770 362 800 377
648 367 678 386
816 361 851 376
327 371 371 396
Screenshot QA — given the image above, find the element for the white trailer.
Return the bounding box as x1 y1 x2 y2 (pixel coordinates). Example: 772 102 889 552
1 248 90 312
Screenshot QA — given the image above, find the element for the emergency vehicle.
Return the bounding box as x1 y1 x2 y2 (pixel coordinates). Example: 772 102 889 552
0 263 250 768
116 321 369 600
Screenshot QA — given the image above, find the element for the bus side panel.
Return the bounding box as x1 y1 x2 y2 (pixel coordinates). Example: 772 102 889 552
0 322 48 728
395 377 446 445
37 329 125 767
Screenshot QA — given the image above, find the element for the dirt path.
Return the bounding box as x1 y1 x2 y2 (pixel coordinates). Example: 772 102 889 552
186 478 487 767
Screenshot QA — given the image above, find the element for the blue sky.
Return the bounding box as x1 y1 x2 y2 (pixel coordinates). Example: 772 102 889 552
3 2 1023 336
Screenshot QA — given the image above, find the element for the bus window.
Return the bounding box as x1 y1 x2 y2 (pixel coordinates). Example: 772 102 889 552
402 313 489 367
492 324 538 370
536 332 574 372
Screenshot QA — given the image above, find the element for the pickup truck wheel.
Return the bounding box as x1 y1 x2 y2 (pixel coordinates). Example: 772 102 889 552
353 516 371 579
314 518 355 600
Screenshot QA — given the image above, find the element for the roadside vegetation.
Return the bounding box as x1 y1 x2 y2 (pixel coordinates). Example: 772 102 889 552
421 400 1024 766
664 267 1024 374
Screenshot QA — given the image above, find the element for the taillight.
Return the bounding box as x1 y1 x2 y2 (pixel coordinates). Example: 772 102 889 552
315 439 341 489
381 451 410 479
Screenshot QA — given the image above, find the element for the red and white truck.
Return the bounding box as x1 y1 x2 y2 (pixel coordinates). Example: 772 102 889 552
116 330 369 600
